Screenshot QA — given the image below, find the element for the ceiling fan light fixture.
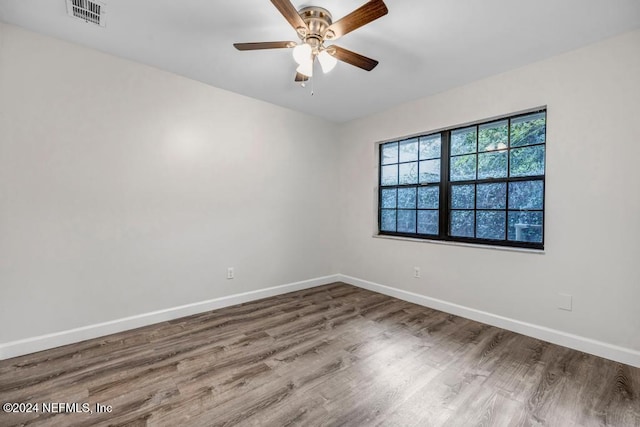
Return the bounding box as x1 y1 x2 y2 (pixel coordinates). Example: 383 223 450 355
318 50 337 73
292 43 312 65
296 59 313 78
233 0 388 82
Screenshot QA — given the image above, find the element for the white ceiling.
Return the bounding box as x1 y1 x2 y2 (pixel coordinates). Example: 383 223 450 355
1 0 640 122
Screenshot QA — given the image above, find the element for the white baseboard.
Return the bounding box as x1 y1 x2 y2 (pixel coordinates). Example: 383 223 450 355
3 273 638 368
338 274 640 368
0 274 340 360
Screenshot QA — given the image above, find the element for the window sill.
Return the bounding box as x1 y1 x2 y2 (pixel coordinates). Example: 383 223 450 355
372 234 546 254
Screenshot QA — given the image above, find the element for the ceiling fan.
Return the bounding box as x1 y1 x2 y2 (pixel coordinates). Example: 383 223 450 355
233 0 388 82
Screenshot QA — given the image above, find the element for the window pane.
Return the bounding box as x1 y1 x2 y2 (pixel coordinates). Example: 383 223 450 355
477 183 506 209
381 164 398 186
508 211 543 243
418 186 439 209
479 120 508 152
477 211 506 240
508 180 544 210
419 159 440 183
399 138 419 163
418 210 439 235
450 210 475 237
510 145 545 177
511 112 546 147
381 142 399 165
450 154 477 181
397 210 416 233
419 135 441 159
381 188 397 208
379 110 545 248
451 184 475 209
380 209 396 232
478 150 507 179
399 162 418 185
451 127 477 155
398 188 417 209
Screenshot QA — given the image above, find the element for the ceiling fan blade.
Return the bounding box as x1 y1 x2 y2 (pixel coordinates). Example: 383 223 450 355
271 0 309 33
326 0 388 40
329 45 379 71
295 72 309 82
234 41 296 50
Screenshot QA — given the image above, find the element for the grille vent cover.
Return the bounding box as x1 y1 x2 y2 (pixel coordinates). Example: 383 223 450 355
66 0 106 27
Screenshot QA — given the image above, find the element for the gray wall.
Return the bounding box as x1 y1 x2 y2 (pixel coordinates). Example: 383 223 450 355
0 22 339 342
336 30 640 353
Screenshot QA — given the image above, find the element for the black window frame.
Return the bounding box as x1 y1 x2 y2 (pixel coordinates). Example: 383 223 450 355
378 108 546 250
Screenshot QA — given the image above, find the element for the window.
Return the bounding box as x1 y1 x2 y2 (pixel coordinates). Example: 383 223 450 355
378 109 546 249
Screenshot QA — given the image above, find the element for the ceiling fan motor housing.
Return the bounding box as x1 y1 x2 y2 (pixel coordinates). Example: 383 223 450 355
298 7 334 50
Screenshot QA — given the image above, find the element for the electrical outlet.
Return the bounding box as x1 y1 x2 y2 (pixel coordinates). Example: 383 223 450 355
557 293 572 311
227 267 234 280
413 267 421 278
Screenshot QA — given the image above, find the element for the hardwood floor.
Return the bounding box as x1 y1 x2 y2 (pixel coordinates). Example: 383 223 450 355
1 283 638 426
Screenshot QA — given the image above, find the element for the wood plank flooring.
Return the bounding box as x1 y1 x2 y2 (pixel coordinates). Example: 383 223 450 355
1 283 638 426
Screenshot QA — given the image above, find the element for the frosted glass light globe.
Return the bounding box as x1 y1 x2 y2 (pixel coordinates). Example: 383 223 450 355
292 43 312 65
296 59 313 77
318 50 337 73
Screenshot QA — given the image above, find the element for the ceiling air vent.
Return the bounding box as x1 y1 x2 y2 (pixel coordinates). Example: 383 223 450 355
66 0 106 27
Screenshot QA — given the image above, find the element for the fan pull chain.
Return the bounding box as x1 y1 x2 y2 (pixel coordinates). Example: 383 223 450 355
310 58 315 96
